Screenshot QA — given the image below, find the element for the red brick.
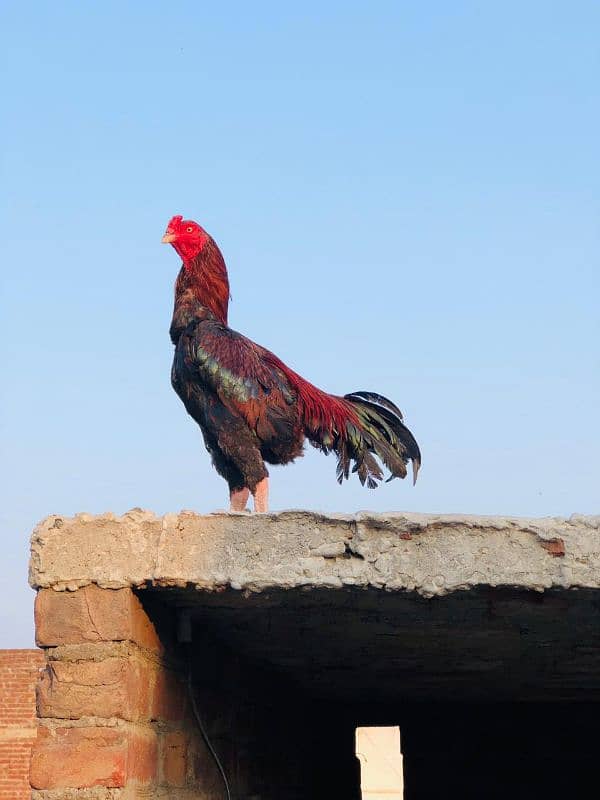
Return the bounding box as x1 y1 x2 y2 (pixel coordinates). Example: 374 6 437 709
29 724 157 789
37 656 187 724
0 650 43 800
540 537 566 557
160 731 188 786
151 666 188 724
35 586 162 651
37 657 153 722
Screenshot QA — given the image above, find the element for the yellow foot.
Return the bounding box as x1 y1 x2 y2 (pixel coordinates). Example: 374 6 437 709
252 477 269 513
229 487 250 512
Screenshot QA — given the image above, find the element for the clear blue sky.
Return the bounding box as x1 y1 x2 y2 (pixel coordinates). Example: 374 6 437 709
1 2 599 646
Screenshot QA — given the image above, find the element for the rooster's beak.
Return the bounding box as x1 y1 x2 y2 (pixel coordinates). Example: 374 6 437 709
161 233 176 244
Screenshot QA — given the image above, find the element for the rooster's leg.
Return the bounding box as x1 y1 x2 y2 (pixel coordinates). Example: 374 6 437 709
252 477 269 513
230 487 250 512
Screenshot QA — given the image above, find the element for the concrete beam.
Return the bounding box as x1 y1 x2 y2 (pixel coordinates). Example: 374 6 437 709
30 510 600 595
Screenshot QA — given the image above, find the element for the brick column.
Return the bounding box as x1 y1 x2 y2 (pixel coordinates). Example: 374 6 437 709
0 649 44 800
31 585 194 798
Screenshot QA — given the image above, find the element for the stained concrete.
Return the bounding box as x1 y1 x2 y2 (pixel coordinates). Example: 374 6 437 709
29 510 600 595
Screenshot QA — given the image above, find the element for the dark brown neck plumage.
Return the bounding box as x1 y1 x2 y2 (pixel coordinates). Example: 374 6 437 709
170 238 231 344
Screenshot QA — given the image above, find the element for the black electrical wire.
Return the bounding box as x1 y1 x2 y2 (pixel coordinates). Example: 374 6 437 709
187 663 232 800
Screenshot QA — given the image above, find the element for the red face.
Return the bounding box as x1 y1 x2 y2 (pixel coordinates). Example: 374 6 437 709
162 215 208 263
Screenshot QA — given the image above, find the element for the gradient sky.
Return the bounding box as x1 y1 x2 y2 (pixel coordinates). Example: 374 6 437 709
1 1 599 646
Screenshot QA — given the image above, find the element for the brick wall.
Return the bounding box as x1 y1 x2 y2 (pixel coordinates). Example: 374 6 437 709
32 585 191 797
30 585 359 799
0 649 44 800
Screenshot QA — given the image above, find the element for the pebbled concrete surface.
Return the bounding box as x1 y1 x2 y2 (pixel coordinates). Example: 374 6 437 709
29 510 600 596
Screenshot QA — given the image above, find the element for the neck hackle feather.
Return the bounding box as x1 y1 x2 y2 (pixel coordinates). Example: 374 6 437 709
177 238 230 326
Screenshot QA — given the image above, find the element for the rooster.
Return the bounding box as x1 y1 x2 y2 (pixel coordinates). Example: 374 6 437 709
163 215 421 512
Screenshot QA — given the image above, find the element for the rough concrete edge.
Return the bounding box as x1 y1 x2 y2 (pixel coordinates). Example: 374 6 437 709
29 509 600 597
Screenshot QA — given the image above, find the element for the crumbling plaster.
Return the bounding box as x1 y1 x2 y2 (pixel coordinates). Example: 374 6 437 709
30 510 600 596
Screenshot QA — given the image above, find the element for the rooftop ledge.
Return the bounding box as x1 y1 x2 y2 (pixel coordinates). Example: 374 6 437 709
29 510 600 596
29 511 600 703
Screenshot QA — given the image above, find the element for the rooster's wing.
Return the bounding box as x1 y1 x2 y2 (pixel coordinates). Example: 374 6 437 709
179 319 298 437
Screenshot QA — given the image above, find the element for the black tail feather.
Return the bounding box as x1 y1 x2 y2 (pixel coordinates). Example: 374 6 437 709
305 388 421 489
344 390 406 421
337 390 421 488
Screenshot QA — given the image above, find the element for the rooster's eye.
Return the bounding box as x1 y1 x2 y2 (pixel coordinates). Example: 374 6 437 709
186 226 193 233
